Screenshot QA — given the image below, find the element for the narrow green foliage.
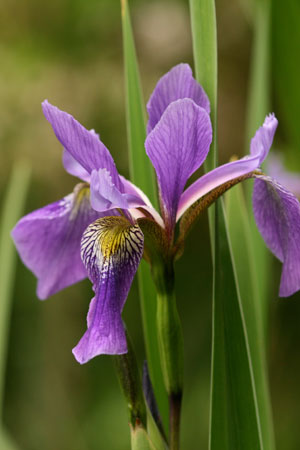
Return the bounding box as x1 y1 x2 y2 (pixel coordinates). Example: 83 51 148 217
189 0 217 171
227 2 276 447
245 0 272 332
121 0 168 427
189 0 217 246
226 184 275 450
0 162 30 450
272 0 300 151
146 408 168 450
130 425 156 450
0 427 19 450
246 0 271 146
210 202 263 450
121 0 157 207
189 1 264 448
114 333 147 429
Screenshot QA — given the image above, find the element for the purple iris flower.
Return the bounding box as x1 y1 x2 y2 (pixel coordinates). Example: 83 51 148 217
12 63 300 364
267 153 300 198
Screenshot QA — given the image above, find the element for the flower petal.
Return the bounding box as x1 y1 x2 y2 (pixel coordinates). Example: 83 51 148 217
72 216 144 362
90 169 145 212
42 100 122 190
177 113 279 220
120 176 165 227
147 63 210 133
267 153 300 198
253 175 300 297
145 98 212 229
62 149 90 182
177 156 261 220
250 113 278 164
11 184 105 299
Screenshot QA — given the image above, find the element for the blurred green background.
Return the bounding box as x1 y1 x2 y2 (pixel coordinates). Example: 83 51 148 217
1 0 300 449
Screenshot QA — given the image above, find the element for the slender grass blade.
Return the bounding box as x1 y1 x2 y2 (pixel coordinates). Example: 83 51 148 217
0 161 31 449
121 0 168 427
190 1 263 448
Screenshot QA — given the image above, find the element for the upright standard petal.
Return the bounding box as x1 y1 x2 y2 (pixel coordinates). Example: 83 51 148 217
73 216 144 363
250 113 278 164
177 113 278 220
253 175 300 297
145 98 212 229
147 63 210 133
42 100 123 190
11 184 104 299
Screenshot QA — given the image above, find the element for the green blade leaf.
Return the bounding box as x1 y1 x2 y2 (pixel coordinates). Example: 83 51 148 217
190 0 217 172
0 161 31 449
121 0 168 427
190 1 264 448
245 0 272 332
210 201 263 450
0 162 31 417
0 427 19 450
226 184 275 450
239 1 276 446
121 0 157 208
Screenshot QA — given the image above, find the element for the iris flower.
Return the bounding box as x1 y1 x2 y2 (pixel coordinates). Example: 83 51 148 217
12 64 300 364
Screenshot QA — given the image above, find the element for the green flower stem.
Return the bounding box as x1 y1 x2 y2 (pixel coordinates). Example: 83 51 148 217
113 331 147 430
169 393 182 450
154 261 184 450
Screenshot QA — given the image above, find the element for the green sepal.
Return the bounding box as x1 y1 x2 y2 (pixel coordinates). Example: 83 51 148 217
137 217 169 266
130 425 156 450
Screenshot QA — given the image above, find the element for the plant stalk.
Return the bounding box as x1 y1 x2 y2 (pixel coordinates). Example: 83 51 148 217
154 260 184 449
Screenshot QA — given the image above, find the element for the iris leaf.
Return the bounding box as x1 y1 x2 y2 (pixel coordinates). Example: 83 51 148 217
190 0 263 448
0 161 31 448
227 1 275 448
121 0 168 428
226 184 275 450
245 0 272 332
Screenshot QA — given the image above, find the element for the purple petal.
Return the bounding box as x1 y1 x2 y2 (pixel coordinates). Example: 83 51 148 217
120 176 164 227
90 169 145 212
250 113 278 164
267 153 300 198
177 155 261 220
147 63 210 133
62 149 90 182
253 175 300 297
42 100 122 190
11 184 105 300
177 113 278 220
145 98 212 229
72 216 144 362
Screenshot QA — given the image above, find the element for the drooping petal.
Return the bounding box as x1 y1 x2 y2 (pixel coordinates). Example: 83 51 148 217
147 63 210 133
177 113 279 220
90 169 146 212
145 98 212 229
250 113 278 164
62 149 90 183
42 100 123 190
267 153 300 198
72 216 144 362
11 184 106 300
253 175 300 297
